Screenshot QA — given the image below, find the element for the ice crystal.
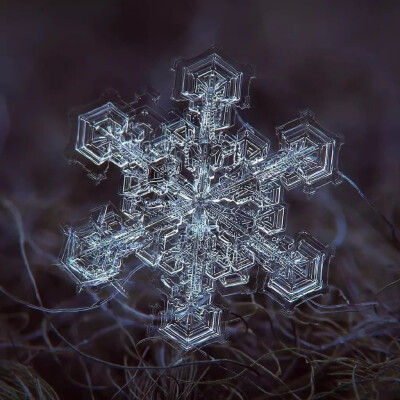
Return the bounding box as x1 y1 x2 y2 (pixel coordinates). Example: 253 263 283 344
60 48 344 349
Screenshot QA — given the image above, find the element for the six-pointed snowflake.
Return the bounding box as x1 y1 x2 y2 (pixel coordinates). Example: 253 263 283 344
60 49 344 349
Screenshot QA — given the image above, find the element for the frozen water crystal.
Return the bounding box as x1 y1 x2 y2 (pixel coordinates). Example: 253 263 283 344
60 48 344 349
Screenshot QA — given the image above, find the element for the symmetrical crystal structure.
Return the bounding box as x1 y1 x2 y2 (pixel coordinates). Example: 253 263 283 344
60 49 344 349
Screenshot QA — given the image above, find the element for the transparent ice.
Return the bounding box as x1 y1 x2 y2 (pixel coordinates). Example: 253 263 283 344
60 49 344 349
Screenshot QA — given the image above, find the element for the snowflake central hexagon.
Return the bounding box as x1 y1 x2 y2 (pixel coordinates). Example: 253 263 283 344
60 49 344 349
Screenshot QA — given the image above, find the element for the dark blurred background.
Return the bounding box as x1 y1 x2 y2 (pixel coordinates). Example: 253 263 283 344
0 1 400 399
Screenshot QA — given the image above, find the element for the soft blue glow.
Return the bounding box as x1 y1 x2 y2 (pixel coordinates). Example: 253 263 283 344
60 49 344 349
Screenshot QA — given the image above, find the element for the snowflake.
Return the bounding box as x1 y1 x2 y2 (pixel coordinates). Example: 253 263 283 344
60 48 344 349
